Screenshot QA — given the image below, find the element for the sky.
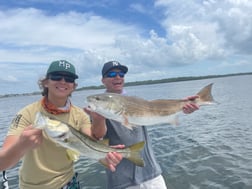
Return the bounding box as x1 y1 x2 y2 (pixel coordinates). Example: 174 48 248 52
0 0 251 95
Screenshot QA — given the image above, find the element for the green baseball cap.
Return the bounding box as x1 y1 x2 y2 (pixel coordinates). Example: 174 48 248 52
46 60 78 79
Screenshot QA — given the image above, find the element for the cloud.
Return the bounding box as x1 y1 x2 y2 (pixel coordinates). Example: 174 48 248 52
0 8 139 50
0 0 252 95
155 0 252 56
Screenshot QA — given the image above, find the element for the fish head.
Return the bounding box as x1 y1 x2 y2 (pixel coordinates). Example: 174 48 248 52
44 118 70 141
86 93 123 117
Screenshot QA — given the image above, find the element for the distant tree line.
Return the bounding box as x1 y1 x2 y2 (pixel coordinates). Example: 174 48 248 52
1 72 252 98
76 72 252 91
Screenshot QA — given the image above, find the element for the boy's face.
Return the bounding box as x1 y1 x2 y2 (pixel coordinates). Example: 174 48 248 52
102 69 125 94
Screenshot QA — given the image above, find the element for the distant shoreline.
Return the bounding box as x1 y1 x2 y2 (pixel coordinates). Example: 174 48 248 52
1 72 251 98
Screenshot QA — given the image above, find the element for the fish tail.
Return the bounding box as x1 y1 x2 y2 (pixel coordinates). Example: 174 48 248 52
126 141 145 167
196 83 216 105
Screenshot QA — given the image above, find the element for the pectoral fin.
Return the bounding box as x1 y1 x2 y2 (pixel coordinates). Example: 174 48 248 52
122 114 136 130
66 149 80 162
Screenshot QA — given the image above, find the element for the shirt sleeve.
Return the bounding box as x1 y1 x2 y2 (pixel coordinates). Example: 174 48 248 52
7 107 33 136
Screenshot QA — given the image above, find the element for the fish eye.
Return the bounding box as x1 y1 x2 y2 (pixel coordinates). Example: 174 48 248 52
95 97 100 100
58 133 66 138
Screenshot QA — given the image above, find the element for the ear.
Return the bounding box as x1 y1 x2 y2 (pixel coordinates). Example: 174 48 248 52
101 78 105 85
73 83 78 90
43 80 49 88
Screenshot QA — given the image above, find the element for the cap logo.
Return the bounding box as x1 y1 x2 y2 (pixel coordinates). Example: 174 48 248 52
112 61 119 66
58 60 71 70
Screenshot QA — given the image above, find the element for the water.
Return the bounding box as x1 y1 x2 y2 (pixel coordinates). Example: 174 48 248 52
0 75 252 189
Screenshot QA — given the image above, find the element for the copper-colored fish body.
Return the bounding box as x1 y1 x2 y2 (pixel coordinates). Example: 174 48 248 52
87 83 215 129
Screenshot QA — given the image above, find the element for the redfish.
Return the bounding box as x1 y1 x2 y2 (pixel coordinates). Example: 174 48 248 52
86 83 215 129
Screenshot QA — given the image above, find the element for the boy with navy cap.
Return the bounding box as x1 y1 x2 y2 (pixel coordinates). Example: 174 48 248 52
99 60 199 189
102 61 128 77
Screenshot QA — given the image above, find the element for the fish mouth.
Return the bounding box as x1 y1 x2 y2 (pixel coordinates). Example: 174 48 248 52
87 104 96 111
53 132 69 143
49 131 68 139
57 133 67 139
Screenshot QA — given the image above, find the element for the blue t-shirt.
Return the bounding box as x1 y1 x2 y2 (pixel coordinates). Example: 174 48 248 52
104 119 162 189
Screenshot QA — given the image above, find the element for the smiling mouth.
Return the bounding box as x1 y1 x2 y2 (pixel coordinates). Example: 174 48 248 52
113 82 122 85
56 86 67 90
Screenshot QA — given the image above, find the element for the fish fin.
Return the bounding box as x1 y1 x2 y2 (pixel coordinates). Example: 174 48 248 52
170 114 179 126
99 158 110 168
122 114 134 130
122 114 130 128
125 141 145 167
196 83 217 105
66 149 80 162
122 123 136 130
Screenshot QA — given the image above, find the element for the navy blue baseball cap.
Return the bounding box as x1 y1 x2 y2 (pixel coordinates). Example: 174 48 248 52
102 61 128 77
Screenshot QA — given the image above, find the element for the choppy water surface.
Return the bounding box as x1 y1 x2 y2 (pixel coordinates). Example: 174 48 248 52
1 75 252 189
